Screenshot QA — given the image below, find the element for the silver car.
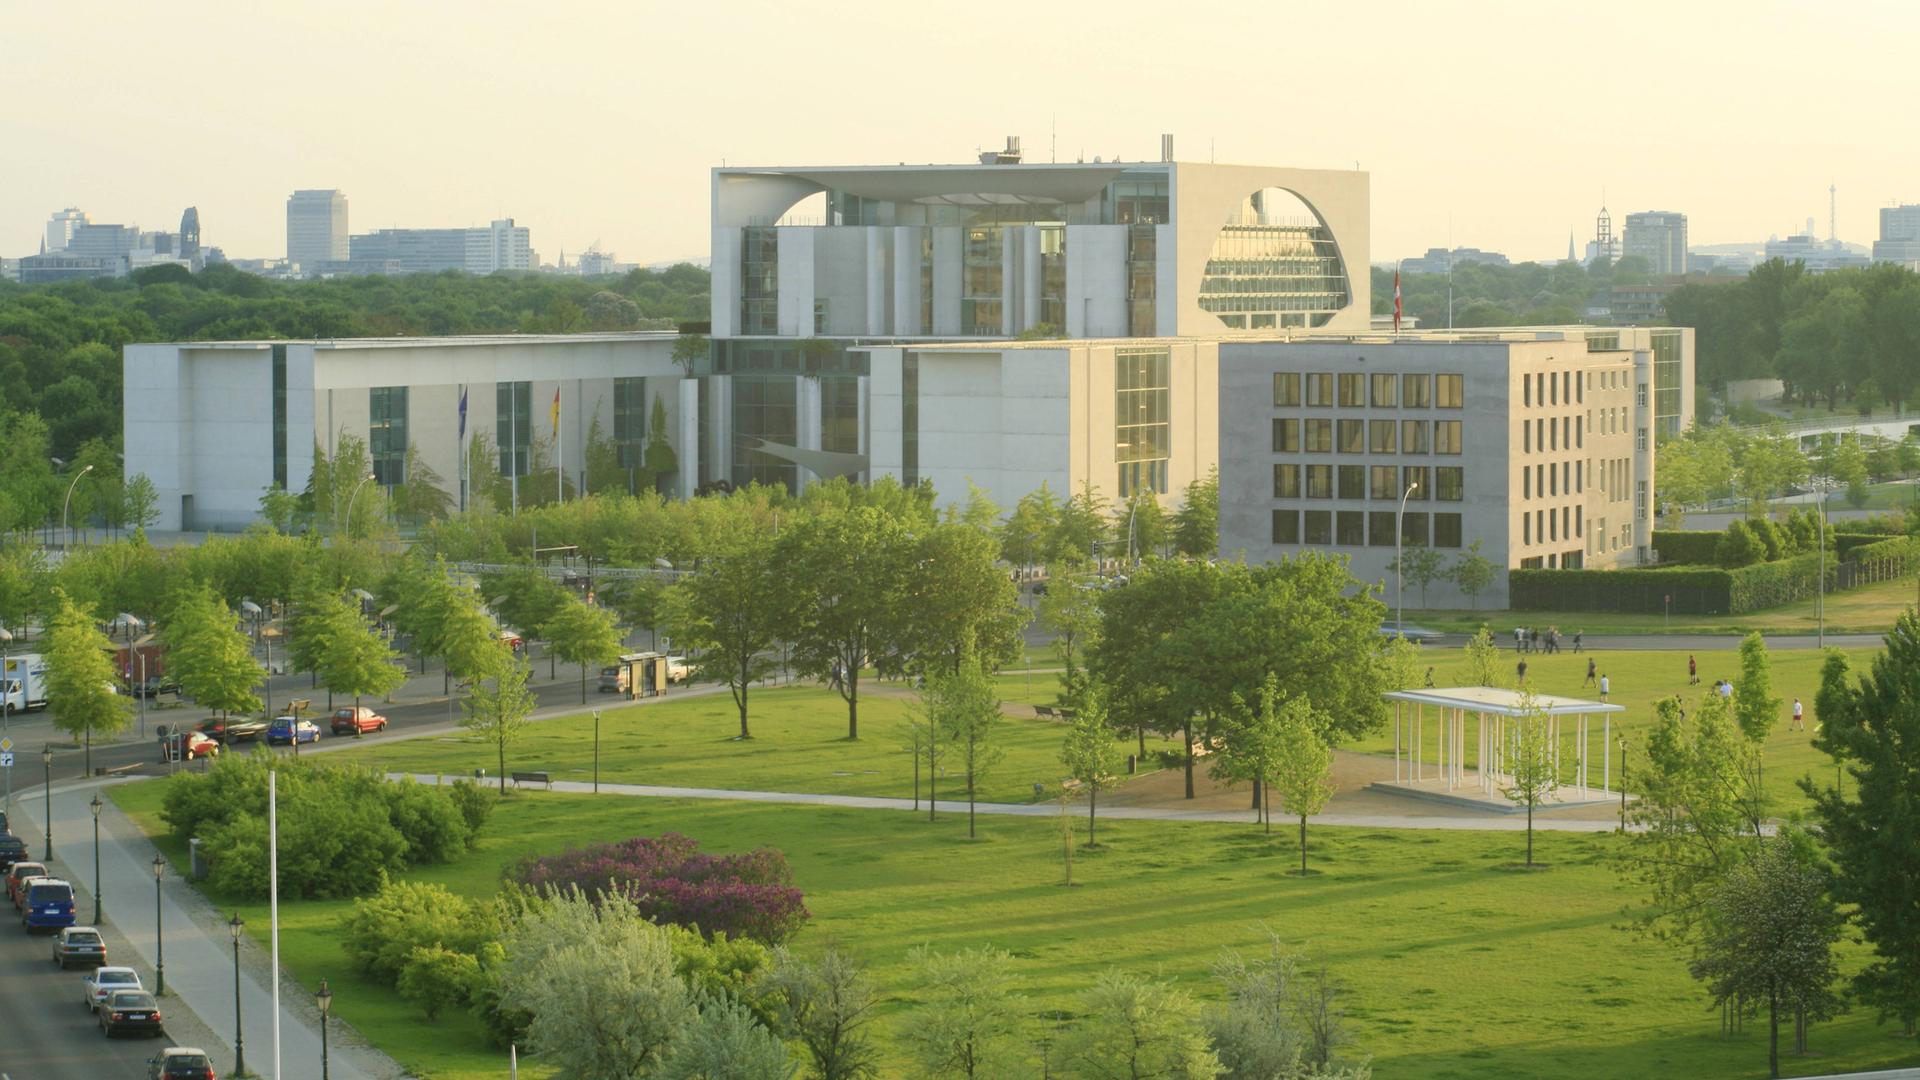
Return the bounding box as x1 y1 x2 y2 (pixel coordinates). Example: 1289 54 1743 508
83 965 142 1011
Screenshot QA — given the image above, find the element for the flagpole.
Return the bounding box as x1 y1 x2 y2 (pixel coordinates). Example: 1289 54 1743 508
270 768 282 1080
557 386 564 505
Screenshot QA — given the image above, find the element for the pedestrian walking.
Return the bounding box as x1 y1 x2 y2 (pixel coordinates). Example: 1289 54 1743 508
1717 678 1732 699
1424 666 1436 688
1599 673 1610 702
1573 630 1583 653
1791 697 1805 732
1688 655 1698 685
1517 658 1528 685
1584 658 1597 687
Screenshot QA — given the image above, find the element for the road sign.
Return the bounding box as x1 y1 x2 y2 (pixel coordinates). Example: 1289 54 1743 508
0 752 13 768
0 737 11 752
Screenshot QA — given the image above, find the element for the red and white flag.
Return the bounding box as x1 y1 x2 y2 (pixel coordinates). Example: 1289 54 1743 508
1393 267 1403 332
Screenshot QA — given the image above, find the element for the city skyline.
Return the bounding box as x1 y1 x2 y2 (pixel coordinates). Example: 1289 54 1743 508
7 0 1919 269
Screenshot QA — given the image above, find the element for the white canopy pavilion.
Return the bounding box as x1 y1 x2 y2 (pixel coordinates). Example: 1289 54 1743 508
1382 686 1626 804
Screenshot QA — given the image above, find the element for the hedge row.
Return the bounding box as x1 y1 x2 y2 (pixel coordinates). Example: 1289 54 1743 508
1651 527 1881 566
1511 552 1834 615
1835 534 1895 560
1848 536 1920 577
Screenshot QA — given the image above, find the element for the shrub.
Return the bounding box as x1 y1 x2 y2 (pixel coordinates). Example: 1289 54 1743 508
448 779 494 842
1751 518 1786 562
398 944 481 1021
161 753 271 842
342 877 493 985
510 833 809 944
1716 520 1766 568
383 778 470 864
1651 530 1721 566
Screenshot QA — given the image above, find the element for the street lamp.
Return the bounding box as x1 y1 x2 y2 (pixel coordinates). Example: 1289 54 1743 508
1 626 11 812
40 745 52 860
228 912 247 1078
151 854 166 996
316 977 333 1080
89 794 102 925
345 472 377 540
1395 479 1421 634
1815 477 1827 649
61 463 94 548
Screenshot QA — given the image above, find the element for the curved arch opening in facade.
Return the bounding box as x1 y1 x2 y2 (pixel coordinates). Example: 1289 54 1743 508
1198 186 1352 330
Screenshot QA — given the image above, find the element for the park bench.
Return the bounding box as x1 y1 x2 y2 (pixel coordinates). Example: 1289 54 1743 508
287 699 311 718
511 771 552 790
1034 705 1056 719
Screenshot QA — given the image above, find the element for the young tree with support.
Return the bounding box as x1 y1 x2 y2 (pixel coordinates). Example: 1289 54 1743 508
462 655 536 795
44 589 130 777
316 594 406 732
1269 692 1335 872
926 649 1002 839
542 595 624 705
1448 539 1497 610
160 583 263 723
778 505 913 741
1058 696 1121 847
1500 690 1557 868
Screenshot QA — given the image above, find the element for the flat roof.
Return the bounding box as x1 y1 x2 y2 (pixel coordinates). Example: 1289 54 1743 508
1384 686 1625 716
151 332 676 350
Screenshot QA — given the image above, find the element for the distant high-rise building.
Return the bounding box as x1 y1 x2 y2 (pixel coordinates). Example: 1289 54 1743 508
344 218 533 275
1765 233 1869 272
1399 247 1511 275
44 208 90 253
286 190 348 268
1873 204 1920 268
67 223 140 259
1623 211 1688 274
179 207 201 267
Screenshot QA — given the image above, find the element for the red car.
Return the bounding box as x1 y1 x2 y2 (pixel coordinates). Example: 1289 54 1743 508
8 861 46 909
159 730 220 763
330 706 388 736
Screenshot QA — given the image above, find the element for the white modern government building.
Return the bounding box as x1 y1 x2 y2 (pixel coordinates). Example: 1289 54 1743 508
124 138 1692 609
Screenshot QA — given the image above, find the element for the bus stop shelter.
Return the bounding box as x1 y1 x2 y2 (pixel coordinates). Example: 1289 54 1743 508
1380 686 1626 809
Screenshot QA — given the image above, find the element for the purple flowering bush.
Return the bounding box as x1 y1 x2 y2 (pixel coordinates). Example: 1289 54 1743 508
509 833 809 943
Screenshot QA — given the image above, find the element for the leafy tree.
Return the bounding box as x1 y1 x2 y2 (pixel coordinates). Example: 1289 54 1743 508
1036 565 1101 703
1055 482 1110 564
1116 489 1169 560
950 480 1001 534
467 431 513 513
645 393 680 495
160 584 263 721
667 533 781 739
1716 519 1767 568
661 993 795 1080
543 594 624 704
1213 675 1289 835
122 472 161 532
1733 631 1782 785
1171 466 1220 558
498 887 697 1079
764 946 880 1080
1209 933 1369 1079
316 593 406 725
999 483 1061 568
900 522 1027 677
392 443 455 523
1500 691 1557 868
462 655 536 794
1448 539 1497 610
0 544 49 636
603 575 669 650
1063 969 1220 1080
1386 545 1446 608
1802 626 1920 1035
398 944 482 1021
258 483 301 533
1271 694 1336 873
1463 628 1501 689
927 649 1003 839
582 414 624 496
480 566 569 670
44 588 131 775
672 333 710 374
1059 696 1122 846
900 945 1026 1079
1688 833 1846 1078
342 877 490 984
778 506 913 740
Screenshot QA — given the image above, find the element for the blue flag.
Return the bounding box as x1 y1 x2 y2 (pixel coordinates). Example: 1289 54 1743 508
457 386 468 439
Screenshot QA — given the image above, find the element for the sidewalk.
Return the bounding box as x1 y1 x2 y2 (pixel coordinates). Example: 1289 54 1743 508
389 772 1632 833
10 779 401 1080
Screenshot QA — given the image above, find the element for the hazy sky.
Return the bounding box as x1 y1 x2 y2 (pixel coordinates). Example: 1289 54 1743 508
8 0 1917 268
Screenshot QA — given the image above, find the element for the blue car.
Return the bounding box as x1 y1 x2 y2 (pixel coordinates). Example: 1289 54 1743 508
266 716 321 746
22 878 76 932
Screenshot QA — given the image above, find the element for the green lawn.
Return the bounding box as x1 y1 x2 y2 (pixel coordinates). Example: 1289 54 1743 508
1406 572 1919 635
108 781 1920 1080
1353 647 1878 812
328 682 1165 806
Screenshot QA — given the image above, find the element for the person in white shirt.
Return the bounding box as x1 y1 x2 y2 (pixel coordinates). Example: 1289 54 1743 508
1791 697 1805 731
1599 673 1610 702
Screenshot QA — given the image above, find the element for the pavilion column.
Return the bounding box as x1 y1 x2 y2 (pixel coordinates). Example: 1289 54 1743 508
1603 715 1611 793
1395 702 1403 783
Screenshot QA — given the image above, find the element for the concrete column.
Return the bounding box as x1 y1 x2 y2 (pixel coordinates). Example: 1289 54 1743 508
795 376 823 491
1021 228 1043 333
677 379 700 499
856 375 871 483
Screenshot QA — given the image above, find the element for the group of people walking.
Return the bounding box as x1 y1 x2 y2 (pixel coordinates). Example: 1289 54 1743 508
1514 626 1580 654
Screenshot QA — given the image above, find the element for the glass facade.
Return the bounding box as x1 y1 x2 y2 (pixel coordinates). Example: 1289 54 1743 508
740 227 778 334
613 377 646 473
496 382 530 478
1198 189 1350 329
1273 373 1300 407
732 376 798 490
270 345 287 489
902 354 920 487
1040 226 1067 328
962 227 1004 335
1652 328 1683 438
822 377 861 454
369 386 408 487
1116 347 1171 497
1127 226 1157 337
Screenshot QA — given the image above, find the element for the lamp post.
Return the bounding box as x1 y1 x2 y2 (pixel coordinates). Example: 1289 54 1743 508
228 912 247 1078
40 745 52 861
1815 478 1826 649
151 854 165 996
1395 479 1421 633
2 626 12 812
89 794 102 925
61 463 94 548
316 977 333 1080
345 472 377 540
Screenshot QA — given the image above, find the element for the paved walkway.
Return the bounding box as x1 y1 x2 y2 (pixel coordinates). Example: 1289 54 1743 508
392 773 1632 833
9 779 401 1080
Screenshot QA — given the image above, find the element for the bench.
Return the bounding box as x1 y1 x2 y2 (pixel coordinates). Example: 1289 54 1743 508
287 699 311 718
1034 705 1056 719
511 771 552 790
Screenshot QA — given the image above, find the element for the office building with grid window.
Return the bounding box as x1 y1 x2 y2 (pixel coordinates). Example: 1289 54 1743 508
1216 326 1693 609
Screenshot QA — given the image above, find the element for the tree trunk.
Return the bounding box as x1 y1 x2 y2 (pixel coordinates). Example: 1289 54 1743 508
1264 781 1272 836
579 662 587 705
1526 803 1534 866
549 648 556 682
1251 778 1262 815
1768 989 1779 1078
1137 724 1146 761
928 742 937 822
737 655 752 739
497 738 506 795
1183 718 1195 799
85 727 91 778
1299 815 1308 874
1087 786 1097 847
846 668 860 740
968 772 976 839
912 749 920 811
353 693 363 738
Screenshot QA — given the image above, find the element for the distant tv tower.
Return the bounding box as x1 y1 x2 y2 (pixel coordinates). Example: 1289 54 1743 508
1829 183 1837 243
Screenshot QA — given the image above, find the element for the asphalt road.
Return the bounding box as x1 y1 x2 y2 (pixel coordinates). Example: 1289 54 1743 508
0 923 171 1079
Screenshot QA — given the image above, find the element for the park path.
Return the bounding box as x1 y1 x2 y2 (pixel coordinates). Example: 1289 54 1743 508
389 772 1630 834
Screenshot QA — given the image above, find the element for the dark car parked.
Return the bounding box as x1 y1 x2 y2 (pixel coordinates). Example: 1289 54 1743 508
0 833 28 871
148 1047 216 1079
101 989 165 1037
